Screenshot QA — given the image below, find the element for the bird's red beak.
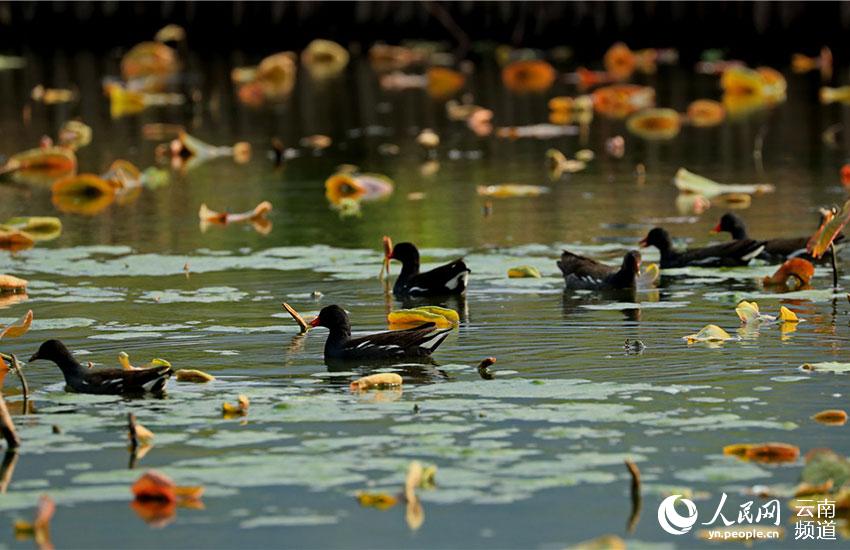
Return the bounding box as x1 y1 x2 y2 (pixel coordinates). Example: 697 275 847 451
710 222 721 234
309 317 321 327
638 238 648 247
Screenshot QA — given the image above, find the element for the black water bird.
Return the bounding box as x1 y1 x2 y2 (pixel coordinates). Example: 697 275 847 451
639 227 765 269
29 339 172 395
387 242 470 298
557 250 641 290
309 305 452 360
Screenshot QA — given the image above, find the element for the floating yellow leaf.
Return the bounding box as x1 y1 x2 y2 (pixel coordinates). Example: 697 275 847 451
735 300 774 324
674 168 774 198
301 39 349 79
350 373 403 392
0 275 28 292
3 217 62 241
626 108 681 140
0 310 32 340
388 309 455 329
507 266 541 278
222 395 249 416
131 421 155 445
779 306 799 323
683 324 734 343
476 184 549 198
121 41 179 80
812 409 848 426
118 352 134 371
356 492 398 510
175 369 215 383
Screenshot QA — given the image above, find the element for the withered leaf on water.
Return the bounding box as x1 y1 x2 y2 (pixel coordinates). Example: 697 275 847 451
1 310 33 340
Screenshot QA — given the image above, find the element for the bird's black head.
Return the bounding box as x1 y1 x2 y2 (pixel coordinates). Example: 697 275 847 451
639 227 672 251
713 213 746 238
309 305 351 334
29 339 75 364
621 250 642 275
388 242 420 265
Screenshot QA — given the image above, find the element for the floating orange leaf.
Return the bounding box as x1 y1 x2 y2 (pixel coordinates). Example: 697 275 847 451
808 200 850 259
724 442 800 464
356 492 398 510
121 42 178 80
427 67 465 99
0 230 34 252
1 147 77 185
626 108 681 140
222 394 250 416
350 373 403 392
812 409 848 426
604 42 636 80
762 258 815 289
175 369 215 383
501 59 556 93
1 309 32 340
686 99 725 127
591 84 655 119
51 174 118 216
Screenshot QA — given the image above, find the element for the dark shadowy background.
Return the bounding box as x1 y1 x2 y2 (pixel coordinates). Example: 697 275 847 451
0 1 848 65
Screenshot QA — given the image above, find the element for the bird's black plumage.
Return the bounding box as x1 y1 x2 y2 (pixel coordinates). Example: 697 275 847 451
713 212 844 263
309 305 452 360
389 242 470 298
640 227 766 269
29 339 172 395
557 250 641 290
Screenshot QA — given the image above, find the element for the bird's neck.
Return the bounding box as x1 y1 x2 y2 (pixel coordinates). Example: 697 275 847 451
325 324 352 351
730 225 747 240
611 262 638 287
398 258 420 281
52 354 86 382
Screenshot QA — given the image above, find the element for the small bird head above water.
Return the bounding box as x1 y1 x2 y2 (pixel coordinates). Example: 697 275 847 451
623 250 642 274
712 213 744 236
639 227 671 251
309 305 351 332
29 339 74 364
387 241 419 265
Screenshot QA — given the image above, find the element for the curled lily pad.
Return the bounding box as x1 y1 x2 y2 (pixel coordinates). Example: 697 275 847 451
175 369 215 383
0 275 28 293
476 184 549 198
388 308 456 329
0 309 33 339
683 324 735 343
302 39 349 79
1 147 77 185
674 168 774 198
507 266 542 278
779 306 800 323
626 108 681 140
723 442 799 464
0 229 34 252
350 373 402 392
735 300 775 324
812 410 848 426
51 174 118 215
3 216 62 241
763 258 814 289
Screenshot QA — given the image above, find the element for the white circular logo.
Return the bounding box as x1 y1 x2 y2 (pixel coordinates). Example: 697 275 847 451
657 494 699 535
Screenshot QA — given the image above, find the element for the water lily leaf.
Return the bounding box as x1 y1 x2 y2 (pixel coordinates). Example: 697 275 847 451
807 200 850 258
175 369 215 383
0 309 33 339
2 146 77 185
387 308 456 329
3 217 62 241
812 410 847 426
684 324 734 343
507 266 542 278
222 395 250 417
779 306 799 323
723 442 799 463
0 274 28 292
356 492 398 510
476 184 549 198
674 168 774 198
0 229 35 252
800 362 850 374
801 449 850 487
350 373 402 392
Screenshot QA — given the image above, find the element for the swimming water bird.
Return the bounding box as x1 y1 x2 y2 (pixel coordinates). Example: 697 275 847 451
29 339 172 395
309 305 452 360
712 212 843 263
557 250 641 290
386 241 470 298
639 227 765 268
